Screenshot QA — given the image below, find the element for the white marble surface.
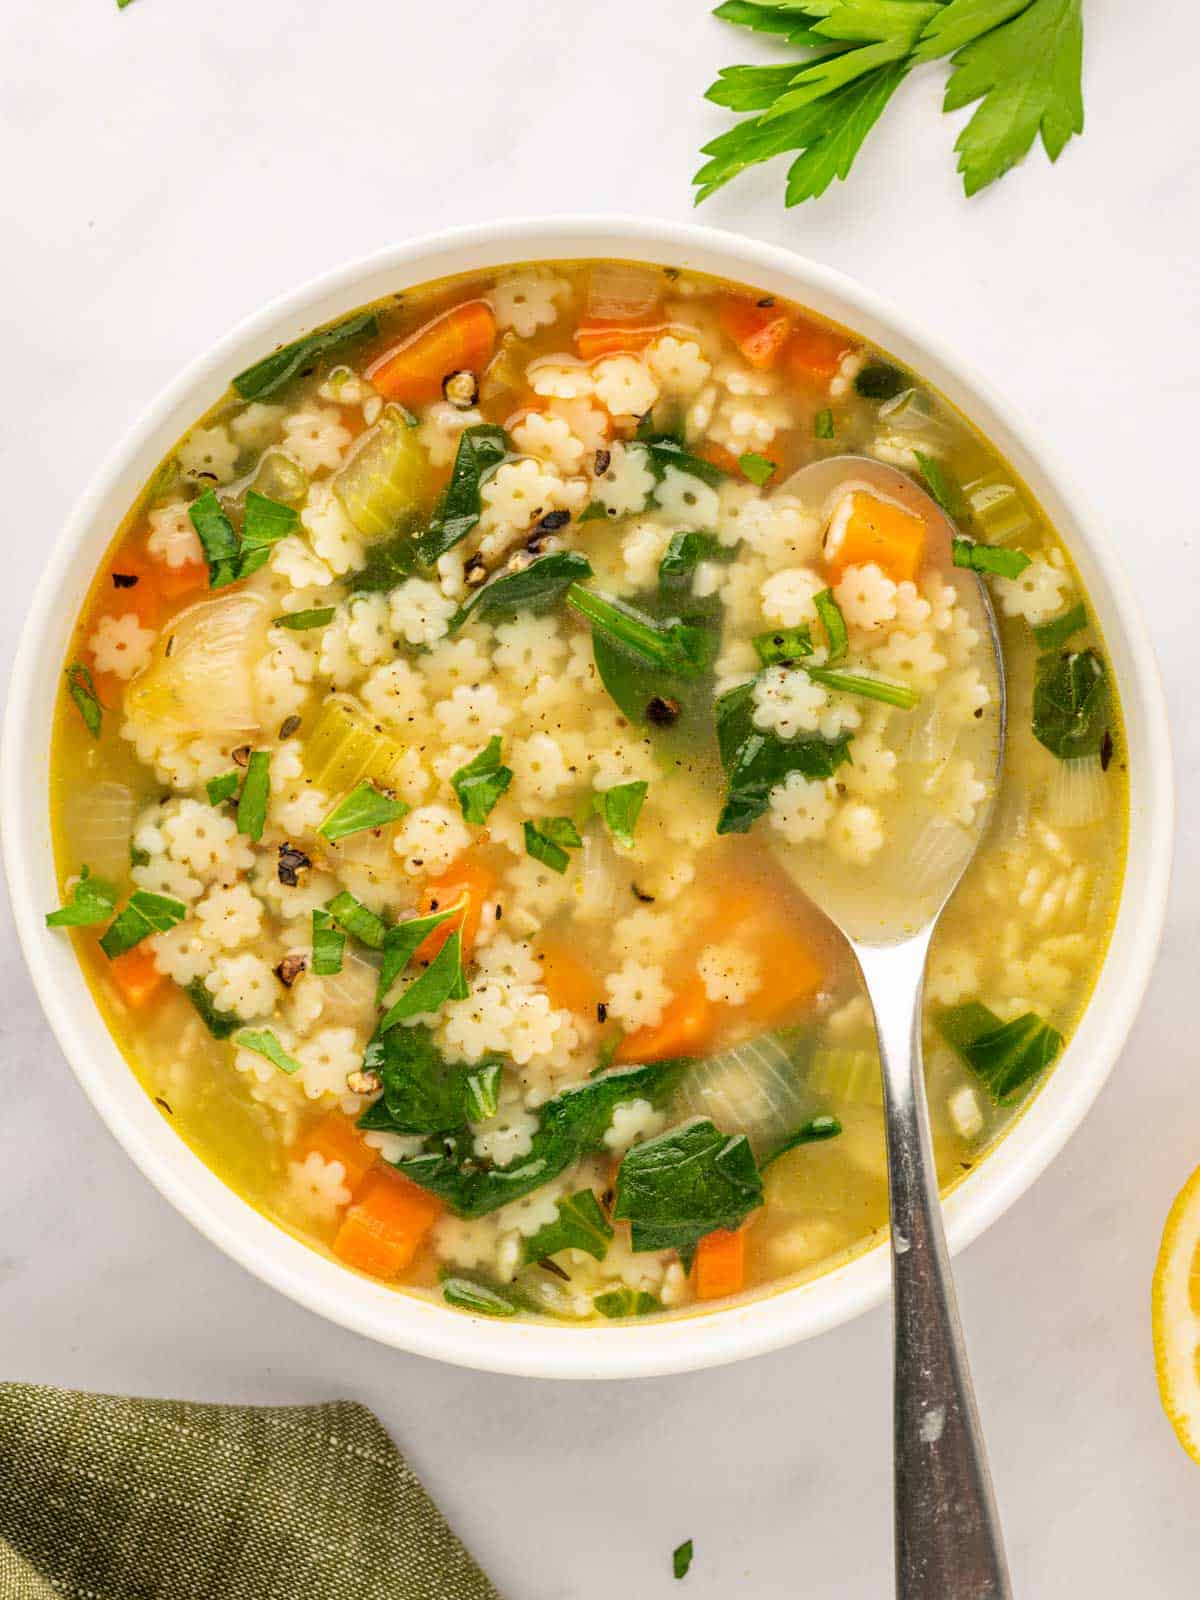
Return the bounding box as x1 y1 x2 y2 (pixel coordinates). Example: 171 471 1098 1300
1 0 1197 1593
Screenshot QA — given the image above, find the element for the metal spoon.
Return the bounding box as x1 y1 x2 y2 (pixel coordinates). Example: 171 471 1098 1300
777 456 1013 1599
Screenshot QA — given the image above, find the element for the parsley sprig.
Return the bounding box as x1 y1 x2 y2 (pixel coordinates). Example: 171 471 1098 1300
695 0 1085 206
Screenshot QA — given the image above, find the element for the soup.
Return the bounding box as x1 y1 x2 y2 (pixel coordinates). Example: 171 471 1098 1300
49 260 1126 1322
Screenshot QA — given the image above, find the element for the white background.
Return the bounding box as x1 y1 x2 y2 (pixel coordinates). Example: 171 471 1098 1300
1 1 1197 1594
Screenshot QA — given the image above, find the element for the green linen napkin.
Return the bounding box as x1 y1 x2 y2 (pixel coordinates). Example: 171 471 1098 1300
0 1384 500 1600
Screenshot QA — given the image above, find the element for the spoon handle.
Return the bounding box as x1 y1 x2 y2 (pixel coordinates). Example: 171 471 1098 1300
857 936 1013 1600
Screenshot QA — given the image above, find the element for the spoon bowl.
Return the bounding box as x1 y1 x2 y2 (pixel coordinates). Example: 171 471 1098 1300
775 456 1006 944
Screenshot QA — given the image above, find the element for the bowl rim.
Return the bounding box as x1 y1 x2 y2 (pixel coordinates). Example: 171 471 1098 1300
1 215 1175 1379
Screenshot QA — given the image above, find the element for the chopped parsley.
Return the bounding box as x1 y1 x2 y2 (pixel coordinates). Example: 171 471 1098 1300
524 817 583 874
738 451 776 486
377 901 466 1001
326 890 387 951
952 536 1031 579
318 782 409 843
594 781 648 849
186 978 240 1039
695 0 1085 208
450 550 593 632
45 867 118 928
451 737 513 825
235 750 271 842
66 663 102 738
188 490 296 590
206 771 240 806
311 908 345 976
378 931 468 1032
273 606 337 631
673 1539 694 1581
236 1028 301 1076
813 588 848 662
98 890 186 958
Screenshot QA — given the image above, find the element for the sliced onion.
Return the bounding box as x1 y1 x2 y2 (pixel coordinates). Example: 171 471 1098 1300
907 700 959 768
318 948 381 1028
124 593 267 738
570 826 622 924
674 1033 809 1157
585 262 662 324
63 780 135 881
904 815 973 898
1045 754 1108 828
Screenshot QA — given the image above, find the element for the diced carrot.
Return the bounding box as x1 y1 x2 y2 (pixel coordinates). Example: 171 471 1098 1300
699 880 824 1027
332 1168 443 1279
413 856 498 965
786 317 852 383
537 941 599 1017
693 1227 747 1300
295 1111 377 1196
108 945 164 1009
824 489 927 585
88 667 127 711
154 558 208 599
575 321 661 362
616 975 717 1064
719 297 794 370
367 300 497 407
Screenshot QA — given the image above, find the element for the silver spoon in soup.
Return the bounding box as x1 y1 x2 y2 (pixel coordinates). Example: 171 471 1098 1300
775 455 1013 1600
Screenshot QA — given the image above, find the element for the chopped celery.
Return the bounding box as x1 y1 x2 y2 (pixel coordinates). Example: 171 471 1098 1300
333 404 426 539
805 1045 883 1108
961 472 1034 543
303 695 410 795
251 450 309 508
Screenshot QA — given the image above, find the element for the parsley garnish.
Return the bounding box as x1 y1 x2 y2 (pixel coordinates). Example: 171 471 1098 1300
98 890 186 958
188 490 296 590
451 737 513 825
186 978 240 1039
236 1028 301 1076
326 890 387 950
206 771 240 807
378 930 468 1031
658 531 732 591
738 451 776 486
524 817 583 874
442 1277 520 1318
377 901 467 1001
594 781 649 850
235 750 271 842
813 588 848 662
753 625 814 665
66 663 102 738
696 0 1085 207
673 1539 695 1581
273 606 336 631
594 1288 661 1319
311 908 345 975
952 536 1031 579
318 782 409 843
45 866 118 928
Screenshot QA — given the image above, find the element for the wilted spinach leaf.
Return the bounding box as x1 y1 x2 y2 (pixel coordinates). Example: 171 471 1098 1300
715 678 853 834
614 1118 763 1269
1032 648 1109 760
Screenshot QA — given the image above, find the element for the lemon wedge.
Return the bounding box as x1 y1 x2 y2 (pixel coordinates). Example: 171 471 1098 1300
1152 1163 1200 1464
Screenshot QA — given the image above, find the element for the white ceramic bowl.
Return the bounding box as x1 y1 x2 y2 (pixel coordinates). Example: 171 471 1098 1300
2 218 1174 1379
